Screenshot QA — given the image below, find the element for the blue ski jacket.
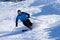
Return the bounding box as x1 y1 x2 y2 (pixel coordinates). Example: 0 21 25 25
16 12 30 23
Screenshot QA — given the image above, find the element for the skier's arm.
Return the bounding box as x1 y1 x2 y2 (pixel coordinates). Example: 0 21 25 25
25 13 30 18
27 13 30 18
16 16 19 27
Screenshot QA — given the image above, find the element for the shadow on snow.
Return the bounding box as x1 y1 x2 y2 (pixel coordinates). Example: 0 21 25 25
32 3 60 17
0 23 36 37
49 24 60 40
0 27 28 37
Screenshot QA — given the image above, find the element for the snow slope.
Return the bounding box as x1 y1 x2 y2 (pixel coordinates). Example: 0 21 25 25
0 0 60 40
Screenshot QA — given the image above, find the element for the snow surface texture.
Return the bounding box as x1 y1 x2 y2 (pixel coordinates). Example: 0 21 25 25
0 0 60 40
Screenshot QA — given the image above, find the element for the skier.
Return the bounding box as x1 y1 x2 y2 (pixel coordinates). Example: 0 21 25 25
15 10 32 32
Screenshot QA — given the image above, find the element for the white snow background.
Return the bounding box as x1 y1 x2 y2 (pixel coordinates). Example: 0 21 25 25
0 0 60 40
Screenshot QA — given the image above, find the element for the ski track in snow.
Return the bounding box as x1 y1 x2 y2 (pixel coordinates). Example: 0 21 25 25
0 0 60 40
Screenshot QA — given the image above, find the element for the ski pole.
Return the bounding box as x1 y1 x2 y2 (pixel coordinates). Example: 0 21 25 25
11 27 16 33
30 17 41 21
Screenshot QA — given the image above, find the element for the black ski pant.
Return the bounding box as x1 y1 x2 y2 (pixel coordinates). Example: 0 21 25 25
23 19 32 29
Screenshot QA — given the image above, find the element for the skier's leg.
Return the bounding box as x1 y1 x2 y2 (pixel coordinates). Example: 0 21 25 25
25 19 32 30
23 21 32 30
26 19 33 26
26 24 32 30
